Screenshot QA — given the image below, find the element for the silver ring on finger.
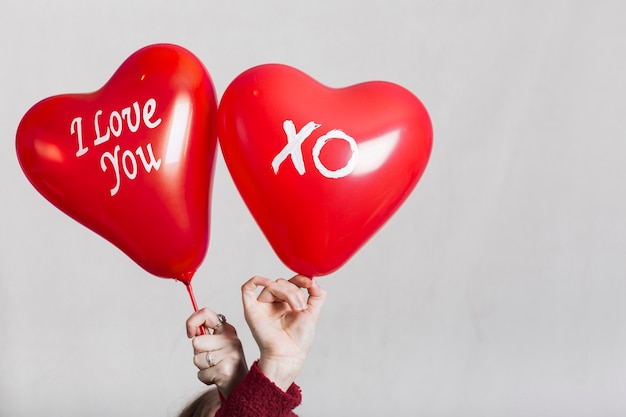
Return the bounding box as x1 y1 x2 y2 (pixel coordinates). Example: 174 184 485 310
214 314 227 328
206 351 214 368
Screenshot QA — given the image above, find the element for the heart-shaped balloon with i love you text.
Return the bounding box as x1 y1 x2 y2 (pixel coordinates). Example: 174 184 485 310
218 64 433 277
16 44 218 283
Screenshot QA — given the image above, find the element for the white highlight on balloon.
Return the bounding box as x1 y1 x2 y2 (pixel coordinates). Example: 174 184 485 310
351 129 401 176
164 97 191 164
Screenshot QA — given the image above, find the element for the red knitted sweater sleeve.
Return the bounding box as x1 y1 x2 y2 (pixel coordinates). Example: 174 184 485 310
215 361 301 417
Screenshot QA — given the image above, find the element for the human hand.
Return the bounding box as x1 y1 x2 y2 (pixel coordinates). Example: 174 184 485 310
241 275 327 391
186 308 248 398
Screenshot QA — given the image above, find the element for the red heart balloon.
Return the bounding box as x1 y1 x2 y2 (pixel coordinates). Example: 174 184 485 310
16 44 218 282
218 64 433 277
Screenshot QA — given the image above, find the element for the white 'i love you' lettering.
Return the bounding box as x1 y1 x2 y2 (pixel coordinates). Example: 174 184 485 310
70 98 163 196
272 120 359 179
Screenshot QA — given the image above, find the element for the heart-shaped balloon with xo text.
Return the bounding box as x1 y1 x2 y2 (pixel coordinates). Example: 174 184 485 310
16 44 218 283
218 64 433 277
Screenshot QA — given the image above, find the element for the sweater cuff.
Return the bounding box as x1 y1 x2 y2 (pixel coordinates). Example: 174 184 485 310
251 361 302 404
216 361 301 417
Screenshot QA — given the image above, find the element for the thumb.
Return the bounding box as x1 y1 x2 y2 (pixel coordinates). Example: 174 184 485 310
305 279 327 317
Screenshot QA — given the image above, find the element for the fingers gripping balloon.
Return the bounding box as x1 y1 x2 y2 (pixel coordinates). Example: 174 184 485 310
218 64 433 277
16 44 218 313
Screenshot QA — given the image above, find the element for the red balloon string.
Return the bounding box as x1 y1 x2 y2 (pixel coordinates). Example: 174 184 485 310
176 271 206 336
186 282 200 311
185 282 206 336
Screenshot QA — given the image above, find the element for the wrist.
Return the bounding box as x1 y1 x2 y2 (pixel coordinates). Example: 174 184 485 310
216 359 249 398
257 356 304 392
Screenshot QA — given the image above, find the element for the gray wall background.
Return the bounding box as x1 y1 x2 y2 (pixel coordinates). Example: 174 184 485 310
1 1 625 416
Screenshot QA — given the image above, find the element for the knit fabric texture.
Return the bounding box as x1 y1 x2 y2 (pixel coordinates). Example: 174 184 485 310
215 361 301 417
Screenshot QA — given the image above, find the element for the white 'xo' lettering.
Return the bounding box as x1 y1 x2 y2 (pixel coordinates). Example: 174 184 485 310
272 120 359 179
